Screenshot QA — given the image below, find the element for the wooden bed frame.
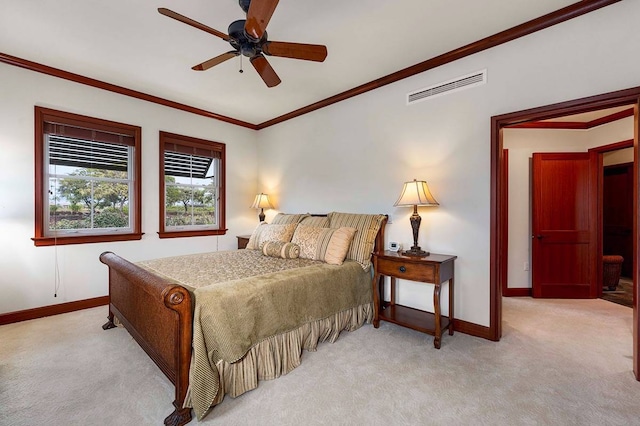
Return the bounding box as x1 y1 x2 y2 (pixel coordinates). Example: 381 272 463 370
100 216 386 426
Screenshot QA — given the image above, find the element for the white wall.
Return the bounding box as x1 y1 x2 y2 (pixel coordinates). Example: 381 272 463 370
256 1 640 327
503 117 633 289
3 1 640 327
604 147 634 166
0 64 259 314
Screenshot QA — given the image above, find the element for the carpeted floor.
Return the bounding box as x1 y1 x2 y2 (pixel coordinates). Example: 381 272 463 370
2 297 640 425
602 277 633 308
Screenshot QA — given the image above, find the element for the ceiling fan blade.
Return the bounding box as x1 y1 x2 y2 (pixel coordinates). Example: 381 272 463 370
250 54 281 88
158 8 230 41
263 41 328 62
245 0 279 40
192 51 239 71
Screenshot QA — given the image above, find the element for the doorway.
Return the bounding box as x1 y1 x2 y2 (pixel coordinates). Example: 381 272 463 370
593 143 634 307
603 161 634 278
489 86 640 378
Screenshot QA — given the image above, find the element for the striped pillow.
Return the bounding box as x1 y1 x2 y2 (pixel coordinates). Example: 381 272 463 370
270 213 310 225
299 215 330 227
327 212 387 270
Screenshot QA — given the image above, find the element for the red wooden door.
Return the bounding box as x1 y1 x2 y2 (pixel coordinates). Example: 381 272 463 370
532 152 598 298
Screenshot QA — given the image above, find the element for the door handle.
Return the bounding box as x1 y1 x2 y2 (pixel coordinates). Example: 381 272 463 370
535 235 544 240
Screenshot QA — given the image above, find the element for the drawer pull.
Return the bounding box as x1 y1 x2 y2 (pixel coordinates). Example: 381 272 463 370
399 266 406 273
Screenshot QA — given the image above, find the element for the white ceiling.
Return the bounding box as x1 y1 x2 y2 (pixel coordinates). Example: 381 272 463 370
1 0 579 125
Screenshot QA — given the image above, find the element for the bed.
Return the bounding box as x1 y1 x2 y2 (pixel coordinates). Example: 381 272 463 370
100 212 387 425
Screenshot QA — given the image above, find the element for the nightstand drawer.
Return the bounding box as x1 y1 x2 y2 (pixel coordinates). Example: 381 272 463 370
377 258 436 282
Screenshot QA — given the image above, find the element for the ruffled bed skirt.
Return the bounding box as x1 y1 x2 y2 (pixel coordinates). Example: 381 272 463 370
211 302 373 405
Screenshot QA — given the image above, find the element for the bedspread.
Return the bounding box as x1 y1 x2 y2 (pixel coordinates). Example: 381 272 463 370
136 249 322 290
137 250 372 420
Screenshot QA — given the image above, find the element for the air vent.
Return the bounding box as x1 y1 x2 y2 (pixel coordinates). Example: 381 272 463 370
407 69 487 105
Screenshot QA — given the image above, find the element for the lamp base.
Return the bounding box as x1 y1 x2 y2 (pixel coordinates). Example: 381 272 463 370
402 247 430 257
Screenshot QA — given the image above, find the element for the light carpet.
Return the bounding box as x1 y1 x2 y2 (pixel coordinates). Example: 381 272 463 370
1 297 639 425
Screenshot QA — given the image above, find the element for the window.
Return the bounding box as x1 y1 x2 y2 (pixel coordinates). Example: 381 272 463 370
159 131 226 238
33 107 142 246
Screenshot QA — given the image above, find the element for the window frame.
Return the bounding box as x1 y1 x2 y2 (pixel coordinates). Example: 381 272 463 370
33 106 143 246
158 131 227 239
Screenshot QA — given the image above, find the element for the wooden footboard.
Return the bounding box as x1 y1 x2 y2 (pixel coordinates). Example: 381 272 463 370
99 251 193 426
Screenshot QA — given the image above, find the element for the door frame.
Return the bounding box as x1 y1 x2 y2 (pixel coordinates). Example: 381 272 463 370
489 86 640 378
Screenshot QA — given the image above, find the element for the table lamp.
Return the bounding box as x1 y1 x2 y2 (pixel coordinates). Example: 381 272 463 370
394 179 439 256
250 193 273 222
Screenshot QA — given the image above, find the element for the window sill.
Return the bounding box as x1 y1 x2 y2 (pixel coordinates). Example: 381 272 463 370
32 233 144 247
158 229 228 239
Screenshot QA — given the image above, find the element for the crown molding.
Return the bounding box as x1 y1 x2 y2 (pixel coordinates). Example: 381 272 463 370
0 0 621 131
256 0 621 129
0 52 258 130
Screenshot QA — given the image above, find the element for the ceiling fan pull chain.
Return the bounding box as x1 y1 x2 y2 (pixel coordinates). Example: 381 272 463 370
239 55 244 74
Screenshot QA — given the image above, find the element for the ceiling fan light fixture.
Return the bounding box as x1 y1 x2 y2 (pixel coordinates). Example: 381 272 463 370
241 44 258 57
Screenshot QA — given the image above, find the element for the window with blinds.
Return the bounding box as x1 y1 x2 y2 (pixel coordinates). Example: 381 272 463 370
33 107 142 246
159 131 226 238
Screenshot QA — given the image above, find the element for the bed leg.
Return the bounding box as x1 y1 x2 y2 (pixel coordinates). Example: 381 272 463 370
164 402 192 426
102 311 116 330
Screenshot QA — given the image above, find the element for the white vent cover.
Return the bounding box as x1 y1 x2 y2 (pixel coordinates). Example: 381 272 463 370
407 69 487 105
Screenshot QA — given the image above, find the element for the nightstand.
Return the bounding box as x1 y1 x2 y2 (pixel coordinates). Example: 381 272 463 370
372 251 457 349
236 235 250 249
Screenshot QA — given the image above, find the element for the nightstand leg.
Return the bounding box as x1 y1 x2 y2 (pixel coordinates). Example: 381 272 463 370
433 283 441 349
389 277 396 306
449 276 455 336
372 272 381 328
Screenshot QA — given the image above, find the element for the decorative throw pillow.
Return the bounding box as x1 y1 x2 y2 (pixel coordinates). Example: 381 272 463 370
291 225 335 260
261 241 300 259
291 225 357 264
245 223 297 250
324 227 357 265
270 213 310 225
327 212 387 270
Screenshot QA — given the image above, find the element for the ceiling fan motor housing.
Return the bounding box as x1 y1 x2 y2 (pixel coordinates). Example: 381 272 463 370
228 19 266 56
238 0 252 14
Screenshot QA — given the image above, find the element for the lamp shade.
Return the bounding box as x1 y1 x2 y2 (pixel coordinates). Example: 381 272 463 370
250 193 273 209
394 179 439 207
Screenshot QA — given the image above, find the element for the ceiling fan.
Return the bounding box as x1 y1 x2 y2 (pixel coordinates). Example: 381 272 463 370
158 0 328 88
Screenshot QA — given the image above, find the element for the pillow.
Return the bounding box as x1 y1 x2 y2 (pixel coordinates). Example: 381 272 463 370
299 215 330 227
245 223 297 250
291 225 357 265
270 213 310 225
327 212 387 270
245 222 266 250
324 227 357 265
261 241 300 259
